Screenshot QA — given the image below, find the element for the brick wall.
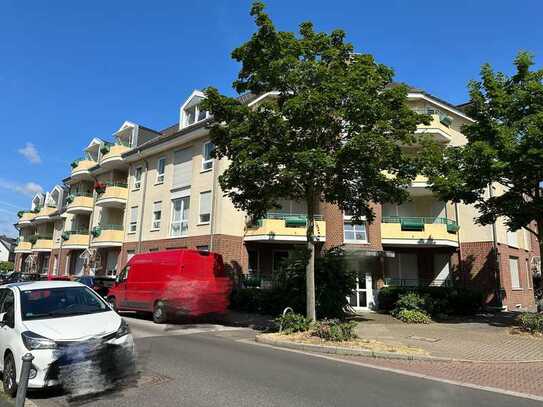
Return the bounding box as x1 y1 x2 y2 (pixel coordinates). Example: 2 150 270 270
497 243 536 311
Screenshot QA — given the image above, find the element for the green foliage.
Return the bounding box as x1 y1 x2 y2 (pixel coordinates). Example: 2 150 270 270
17 211 25 218
311 319 358 341
425 51 543 241
229 247 356 319
518 312 543 333
0 262 14 272
275 312 313 333
28 235 38 244
393 309 432 324
380 287 483 317
393 292 425 312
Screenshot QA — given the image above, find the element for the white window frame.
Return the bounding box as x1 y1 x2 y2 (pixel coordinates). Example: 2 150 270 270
151 201 162 231
507 229 518 248
509 257 521 290
343 214 368 243
202 142 214 172
198 191 212 225
133 166 143 190
170 196 190 237
184 104 209 128
156 157 166 184
129 206 138 234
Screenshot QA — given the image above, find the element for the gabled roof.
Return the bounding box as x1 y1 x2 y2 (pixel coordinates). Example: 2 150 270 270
0 235 16 251
85 137 104 151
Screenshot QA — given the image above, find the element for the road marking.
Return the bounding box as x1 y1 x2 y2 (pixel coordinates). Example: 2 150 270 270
124 317 247 339
238 339 543 403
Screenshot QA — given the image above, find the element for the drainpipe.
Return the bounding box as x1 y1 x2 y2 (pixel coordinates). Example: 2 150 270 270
454 202 463 283
136 151 149 254
488 184 503 308
209 158 218 251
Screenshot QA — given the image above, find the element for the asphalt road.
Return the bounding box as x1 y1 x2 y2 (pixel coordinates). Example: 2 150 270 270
29 316 541 407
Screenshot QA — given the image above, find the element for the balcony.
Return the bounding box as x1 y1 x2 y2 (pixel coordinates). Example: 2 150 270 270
383 278 452 288
17 211 37 226
14 240 32 253
381 216 459 247
95 182 128 207
33 206 57 223
416 113 464 143
31 234 54 252
100 144 130 169
90 224 124 247
70 158 96 180
62 229 90 249
244 213 326 243
65 192 94 214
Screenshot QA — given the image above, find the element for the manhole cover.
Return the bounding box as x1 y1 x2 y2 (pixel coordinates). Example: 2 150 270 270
407 335 441 343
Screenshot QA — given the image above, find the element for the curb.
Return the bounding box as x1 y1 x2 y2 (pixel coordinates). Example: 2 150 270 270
255 335 543 364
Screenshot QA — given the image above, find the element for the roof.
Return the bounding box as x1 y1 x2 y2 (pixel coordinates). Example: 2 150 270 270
0 236 16 251
6 280 85 290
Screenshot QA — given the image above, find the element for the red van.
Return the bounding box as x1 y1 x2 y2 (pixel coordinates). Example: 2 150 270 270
107 249 232 323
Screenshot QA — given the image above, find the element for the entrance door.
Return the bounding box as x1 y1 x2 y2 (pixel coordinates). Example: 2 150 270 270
348 272 373 311
74 252 85 276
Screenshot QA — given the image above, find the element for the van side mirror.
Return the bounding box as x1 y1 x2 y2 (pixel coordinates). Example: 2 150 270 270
0 312 6 327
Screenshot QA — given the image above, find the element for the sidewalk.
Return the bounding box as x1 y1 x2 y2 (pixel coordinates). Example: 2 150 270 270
354 312 543 361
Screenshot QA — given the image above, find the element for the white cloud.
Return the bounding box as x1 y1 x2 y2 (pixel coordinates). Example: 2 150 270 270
0 179 43 197
18 142 41 164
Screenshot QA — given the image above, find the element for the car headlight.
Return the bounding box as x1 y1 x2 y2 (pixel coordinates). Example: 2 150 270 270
115 319 130 338
21 331 57 350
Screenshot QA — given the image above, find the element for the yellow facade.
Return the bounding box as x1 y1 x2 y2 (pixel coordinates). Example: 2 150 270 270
15 241 32 252
67 195 94 211
245 218 326 241
18 212 36 223
91 229 124 246
381 222 458 246
96 186 128 204
32 238 53 251
64 233 90 247
71 159 95 176
101 145 130 163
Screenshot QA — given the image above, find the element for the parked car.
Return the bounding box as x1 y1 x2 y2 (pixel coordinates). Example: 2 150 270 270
1 272 46 285
107 249 232 323
0 281 134 396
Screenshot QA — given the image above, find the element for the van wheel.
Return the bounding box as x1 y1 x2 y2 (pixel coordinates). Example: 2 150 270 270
153 301 168 324
3 353 17 397
107 297 118 312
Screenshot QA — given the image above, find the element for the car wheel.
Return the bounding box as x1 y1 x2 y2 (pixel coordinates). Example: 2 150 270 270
3 353 17 397
107 297 118 312
153 301 168 324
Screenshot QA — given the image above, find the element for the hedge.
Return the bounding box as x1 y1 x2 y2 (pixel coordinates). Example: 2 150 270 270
378 286 484 316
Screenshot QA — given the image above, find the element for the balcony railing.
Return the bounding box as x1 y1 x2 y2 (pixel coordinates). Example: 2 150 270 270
99 224 124 230
382 216 459 233
245 213 326 242
252 212 324 227
383 278 453 287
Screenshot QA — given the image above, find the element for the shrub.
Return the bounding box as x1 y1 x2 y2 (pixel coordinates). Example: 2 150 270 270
311 319 358 341
519 312 543 334
394 292 425 312
275 312 313 334
0 262 14 273
394 309 432 324
449 289 484 315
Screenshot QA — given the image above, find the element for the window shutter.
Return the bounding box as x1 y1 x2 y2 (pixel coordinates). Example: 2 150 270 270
153 201 162 213
200 192 211 216
130 206 138 223
173 148 193 188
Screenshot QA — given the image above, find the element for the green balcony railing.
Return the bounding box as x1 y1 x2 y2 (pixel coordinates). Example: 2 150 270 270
382 216 458 233
384 278 453 287
253 212 324 228
99 224 124 231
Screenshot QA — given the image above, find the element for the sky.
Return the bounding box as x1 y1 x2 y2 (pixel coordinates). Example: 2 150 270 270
0 0 542 237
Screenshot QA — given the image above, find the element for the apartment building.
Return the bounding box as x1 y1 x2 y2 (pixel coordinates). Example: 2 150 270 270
13 88 541 311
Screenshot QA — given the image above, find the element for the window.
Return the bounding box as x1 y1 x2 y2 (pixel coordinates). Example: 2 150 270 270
152 201 162 230
509 257 521 289
199 191 211 224
196 245 209 252
1 290 14 328
129 206 138 233
172 148 192 189
184 104 208 127
156 157 166 184
133 166 143 190
344 222 368 243
527 258 533 289
202 142 214 171
507 229 518 247
171 197 190 237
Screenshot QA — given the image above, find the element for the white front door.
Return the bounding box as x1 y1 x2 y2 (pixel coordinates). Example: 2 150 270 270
348 272 373 311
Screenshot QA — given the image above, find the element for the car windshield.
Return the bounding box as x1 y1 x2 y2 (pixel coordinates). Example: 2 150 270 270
20 286 109 320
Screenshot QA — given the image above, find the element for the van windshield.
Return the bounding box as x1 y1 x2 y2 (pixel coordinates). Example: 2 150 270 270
20 286 109 321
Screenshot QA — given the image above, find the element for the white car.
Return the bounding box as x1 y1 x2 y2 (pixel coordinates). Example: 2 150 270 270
0 280 135 397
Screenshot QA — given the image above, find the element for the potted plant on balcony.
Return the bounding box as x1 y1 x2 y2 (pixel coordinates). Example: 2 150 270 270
32 205 41 214
94 181 106 195
28 235 38 245
100 143 111 155
17 210 25 218
61 231 70 241
65 194 75 204
70 159 80 169
91 226 102 238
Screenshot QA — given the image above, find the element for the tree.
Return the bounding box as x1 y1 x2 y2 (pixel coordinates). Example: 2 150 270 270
0 261 14 273
426 52 543 245
202 1 430 320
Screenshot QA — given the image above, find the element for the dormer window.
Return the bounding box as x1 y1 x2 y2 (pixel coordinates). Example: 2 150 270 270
184 104 208 127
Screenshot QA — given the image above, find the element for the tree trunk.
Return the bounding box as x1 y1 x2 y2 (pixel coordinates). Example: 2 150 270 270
306 195 317 321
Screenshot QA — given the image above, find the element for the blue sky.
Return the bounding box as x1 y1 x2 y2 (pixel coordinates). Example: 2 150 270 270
0 0 542 237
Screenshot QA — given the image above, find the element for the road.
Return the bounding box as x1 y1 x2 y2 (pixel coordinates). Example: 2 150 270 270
29 315 541 407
